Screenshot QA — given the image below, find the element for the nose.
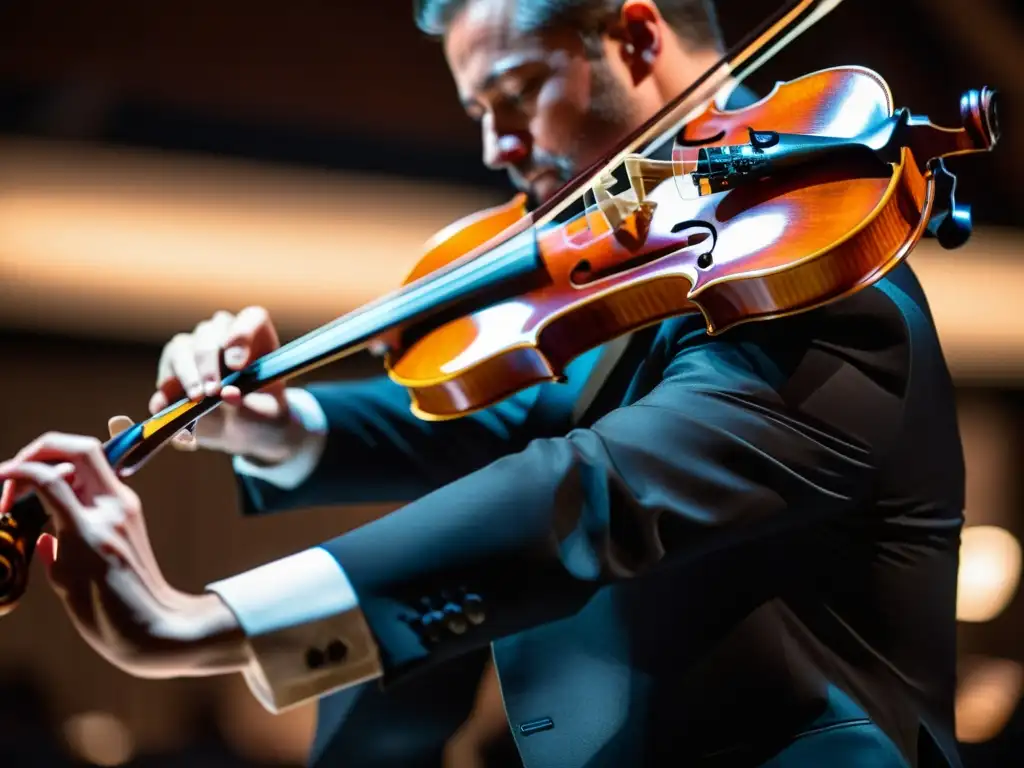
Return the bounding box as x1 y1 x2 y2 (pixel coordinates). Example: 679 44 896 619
484 132 529 170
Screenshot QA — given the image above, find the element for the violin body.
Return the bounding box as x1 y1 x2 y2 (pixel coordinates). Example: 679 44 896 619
0 58 1000 616
386 66 997 421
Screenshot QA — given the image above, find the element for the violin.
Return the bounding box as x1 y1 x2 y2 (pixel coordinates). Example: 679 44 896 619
0 0 1000 614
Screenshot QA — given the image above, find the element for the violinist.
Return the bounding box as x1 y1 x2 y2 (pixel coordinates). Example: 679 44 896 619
0 1 968 766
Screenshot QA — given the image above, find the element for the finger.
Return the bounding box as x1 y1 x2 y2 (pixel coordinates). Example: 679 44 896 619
169 343 205 403
220 384 286 417
0 462 84 534
156 333 203 404
170 430 199 451
148 390 168 415
36 533 59 584
108 415 134 439
9 433 121 512
1 459 75 512
0 479 16 514
194 313 233 398
220 384 244 407
223 306 279 368
12 433 116 490
152 334 191 413
0 479 33 514
36 533 78 607
241 391 287 420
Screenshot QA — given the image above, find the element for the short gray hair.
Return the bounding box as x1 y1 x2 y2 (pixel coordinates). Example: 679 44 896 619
413 0 724 52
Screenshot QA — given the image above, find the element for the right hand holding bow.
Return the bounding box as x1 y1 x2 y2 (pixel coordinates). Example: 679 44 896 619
111 306 304 465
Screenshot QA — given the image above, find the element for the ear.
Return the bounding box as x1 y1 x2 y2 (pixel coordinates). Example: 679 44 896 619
610 0 663 86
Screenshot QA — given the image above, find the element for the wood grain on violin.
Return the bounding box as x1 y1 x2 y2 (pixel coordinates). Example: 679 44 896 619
388 67 999 420
0 0 1000 615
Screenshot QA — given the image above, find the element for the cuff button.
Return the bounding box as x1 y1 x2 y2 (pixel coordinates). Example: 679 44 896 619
326 640 348 663
306 648 326 670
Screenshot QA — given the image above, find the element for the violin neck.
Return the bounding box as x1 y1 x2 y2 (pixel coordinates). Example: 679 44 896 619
248 225 546 385
102 0 853 476
102 223 546 475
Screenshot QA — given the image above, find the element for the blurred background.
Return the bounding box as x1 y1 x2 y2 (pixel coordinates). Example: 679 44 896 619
0 0 1021 765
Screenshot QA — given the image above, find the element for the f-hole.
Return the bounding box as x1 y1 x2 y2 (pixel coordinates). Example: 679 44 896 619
671 219 717 249
675 127 726 147
570 221 716 287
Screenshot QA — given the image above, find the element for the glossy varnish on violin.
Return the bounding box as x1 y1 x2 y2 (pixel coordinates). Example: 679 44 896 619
0 9 1002 617
387 66 997 420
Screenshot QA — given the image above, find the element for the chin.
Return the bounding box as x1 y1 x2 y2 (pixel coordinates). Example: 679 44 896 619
532 177 563 205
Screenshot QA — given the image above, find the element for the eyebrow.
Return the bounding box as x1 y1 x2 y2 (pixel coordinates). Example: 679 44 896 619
460 51 540 111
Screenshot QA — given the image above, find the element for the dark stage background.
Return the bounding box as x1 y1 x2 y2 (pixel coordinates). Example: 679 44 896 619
0 0 1022 766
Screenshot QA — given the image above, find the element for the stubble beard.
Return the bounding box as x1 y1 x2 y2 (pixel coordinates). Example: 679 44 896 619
519 55 640 206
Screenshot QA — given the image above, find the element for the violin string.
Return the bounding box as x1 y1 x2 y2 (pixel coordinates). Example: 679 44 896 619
247 226 538 383
219 0 840 391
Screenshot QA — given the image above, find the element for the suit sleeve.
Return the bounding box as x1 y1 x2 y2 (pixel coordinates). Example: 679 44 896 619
233 372 543 515
211 302 911 710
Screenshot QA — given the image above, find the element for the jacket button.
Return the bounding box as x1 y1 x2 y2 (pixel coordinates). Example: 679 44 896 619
421 610 445 643
442 603 468 635
462 593 485 625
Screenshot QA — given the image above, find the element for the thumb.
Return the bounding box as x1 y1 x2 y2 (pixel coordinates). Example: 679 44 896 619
36 533 58 581
37 533 71 600
0 479 18 515
108 415 134 438
240 390 289 421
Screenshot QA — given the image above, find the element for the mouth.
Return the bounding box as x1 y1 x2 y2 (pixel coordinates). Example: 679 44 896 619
521 169 564 200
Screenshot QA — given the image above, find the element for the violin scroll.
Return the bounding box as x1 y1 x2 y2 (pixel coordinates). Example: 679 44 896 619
0 497 45 616
961 86 1000 150
915 86 1000 251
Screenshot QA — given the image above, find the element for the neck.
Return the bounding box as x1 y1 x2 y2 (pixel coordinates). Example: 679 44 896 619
653 44 736 108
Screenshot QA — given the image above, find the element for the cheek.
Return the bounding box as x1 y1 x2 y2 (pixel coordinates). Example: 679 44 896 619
531 75 591 154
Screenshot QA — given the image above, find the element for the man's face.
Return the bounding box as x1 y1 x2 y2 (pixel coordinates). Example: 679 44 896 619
443 0 646 204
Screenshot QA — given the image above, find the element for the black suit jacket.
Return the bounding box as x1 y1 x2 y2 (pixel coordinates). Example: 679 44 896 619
233 86 965 767
236 261 964 768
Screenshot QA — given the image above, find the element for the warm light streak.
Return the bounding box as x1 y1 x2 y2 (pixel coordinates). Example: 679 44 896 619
819 74 890 137
63 711 136 766
440 301 536 373
716 210 789 262
956 656 1024 743
0 137 503 340
957 525 1022 622
1 137 1024 384
957 399 1015 530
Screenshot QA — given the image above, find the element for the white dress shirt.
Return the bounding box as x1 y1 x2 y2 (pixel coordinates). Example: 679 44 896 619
207 388 384 713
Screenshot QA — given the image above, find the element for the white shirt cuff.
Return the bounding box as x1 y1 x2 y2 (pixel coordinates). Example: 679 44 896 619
231 387 328 490
207 546 383 713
